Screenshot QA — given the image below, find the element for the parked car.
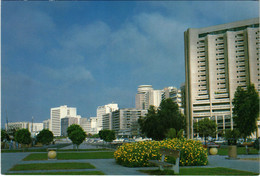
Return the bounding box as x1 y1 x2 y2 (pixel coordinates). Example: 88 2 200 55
205 142 220 148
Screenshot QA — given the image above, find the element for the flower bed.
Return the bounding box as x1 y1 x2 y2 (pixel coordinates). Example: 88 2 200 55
114 138 208 167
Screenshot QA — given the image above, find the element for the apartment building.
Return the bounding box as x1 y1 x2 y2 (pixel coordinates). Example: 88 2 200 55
5 122 43 134
185 18 259 139
96 103 118 132
111 108 148 137
162 87 182 107
61 116 80 136
135 85 162 110
79 118 91 134
90 117 98 134
50 105 77 136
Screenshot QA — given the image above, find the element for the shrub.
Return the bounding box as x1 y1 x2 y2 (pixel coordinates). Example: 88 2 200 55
114 138 208 167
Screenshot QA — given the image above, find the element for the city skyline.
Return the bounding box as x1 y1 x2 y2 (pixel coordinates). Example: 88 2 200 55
1 1 259 127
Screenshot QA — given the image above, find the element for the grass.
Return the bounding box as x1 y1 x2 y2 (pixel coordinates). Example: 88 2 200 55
2 148 111 153
217 147 259 155
240 158 260 161
6 171 104 175
140 167 259 175
9 162 95 171
23 151 115 161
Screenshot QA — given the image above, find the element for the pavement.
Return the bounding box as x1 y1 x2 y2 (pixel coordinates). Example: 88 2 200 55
1 143 260 175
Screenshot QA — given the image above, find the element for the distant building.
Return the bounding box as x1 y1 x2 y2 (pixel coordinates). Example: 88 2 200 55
80 118 91 134
5 122 43 135
61 116 80 136
162 87 183 113
135 85 162 110
111 108 147 137
50 105 77 136
43 119 50 130
90 117 98 134
184 18 259 139
96 103 118 132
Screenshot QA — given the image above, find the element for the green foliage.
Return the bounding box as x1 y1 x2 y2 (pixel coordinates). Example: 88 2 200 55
99 130 116 142
36 129 53 145
197 118 217 144
67 124 81 137
224 129 241 140
67 125 86 148
114 138 208 167
138 99 185 141
232 84 259 139
14 129 31 145
166 128 184 139
1 129 10 141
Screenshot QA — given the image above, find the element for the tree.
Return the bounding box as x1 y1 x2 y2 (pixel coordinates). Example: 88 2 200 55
67 125 86 150
1 129 10 142
138 98 185 141
67 124 81 137
197 118 217 145
233 84 259 140
14 129 31 150
166 128 184 139
224 129 241 145
36 129 54 145
99 130 116 143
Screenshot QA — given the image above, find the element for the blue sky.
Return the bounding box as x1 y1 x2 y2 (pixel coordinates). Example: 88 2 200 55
1 1 259 126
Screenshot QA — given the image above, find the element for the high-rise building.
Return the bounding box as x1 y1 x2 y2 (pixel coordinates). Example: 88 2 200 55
135 85 162 110
43 119 50 130
80 118 91 134
50 105 77 136
111 108 148 137
96 103 118 132
90 117 98 134
185 18 259 139
61 116 80 136
162 87 182 107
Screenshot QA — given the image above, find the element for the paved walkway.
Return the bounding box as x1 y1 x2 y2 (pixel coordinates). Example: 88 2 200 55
1 143 260 175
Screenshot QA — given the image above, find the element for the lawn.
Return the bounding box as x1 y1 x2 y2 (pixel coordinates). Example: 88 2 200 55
9 162 95 171
217 147 258 155
23 151 115 161
6 171 104 175
140 167 258 175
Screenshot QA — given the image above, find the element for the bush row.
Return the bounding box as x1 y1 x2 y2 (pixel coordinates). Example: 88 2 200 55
114 138 208 167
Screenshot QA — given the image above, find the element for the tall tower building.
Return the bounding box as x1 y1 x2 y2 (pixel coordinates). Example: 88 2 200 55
50 105 77 136
135 85 153 110
185 18 259 139
135 85 162 109
96 103 118 132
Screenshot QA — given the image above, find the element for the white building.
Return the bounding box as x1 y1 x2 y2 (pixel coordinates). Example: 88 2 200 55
135 85 163 110
50 105 77 136
162 87 182 108
96 103 118 132
43 119 50 130
80 118 91 134
5 122 43 135
61 116 80 136
111 108 148 137
185 18 259 139
90 117 98 134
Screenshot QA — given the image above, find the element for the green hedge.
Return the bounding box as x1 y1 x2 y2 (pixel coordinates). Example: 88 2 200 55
114 138 208 167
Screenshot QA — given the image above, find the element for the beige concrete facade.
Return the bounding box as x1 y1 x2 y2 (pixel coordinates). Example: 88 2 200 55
185 18 259 139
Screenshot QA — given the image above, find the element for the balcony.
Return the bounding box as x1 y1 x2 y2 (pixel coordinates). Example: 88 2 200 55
194 99 210 104
193 106 210 111
215 93 229 98
196 95 209 100
212 98 230 103
212 105 231 110
193 112 211 117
